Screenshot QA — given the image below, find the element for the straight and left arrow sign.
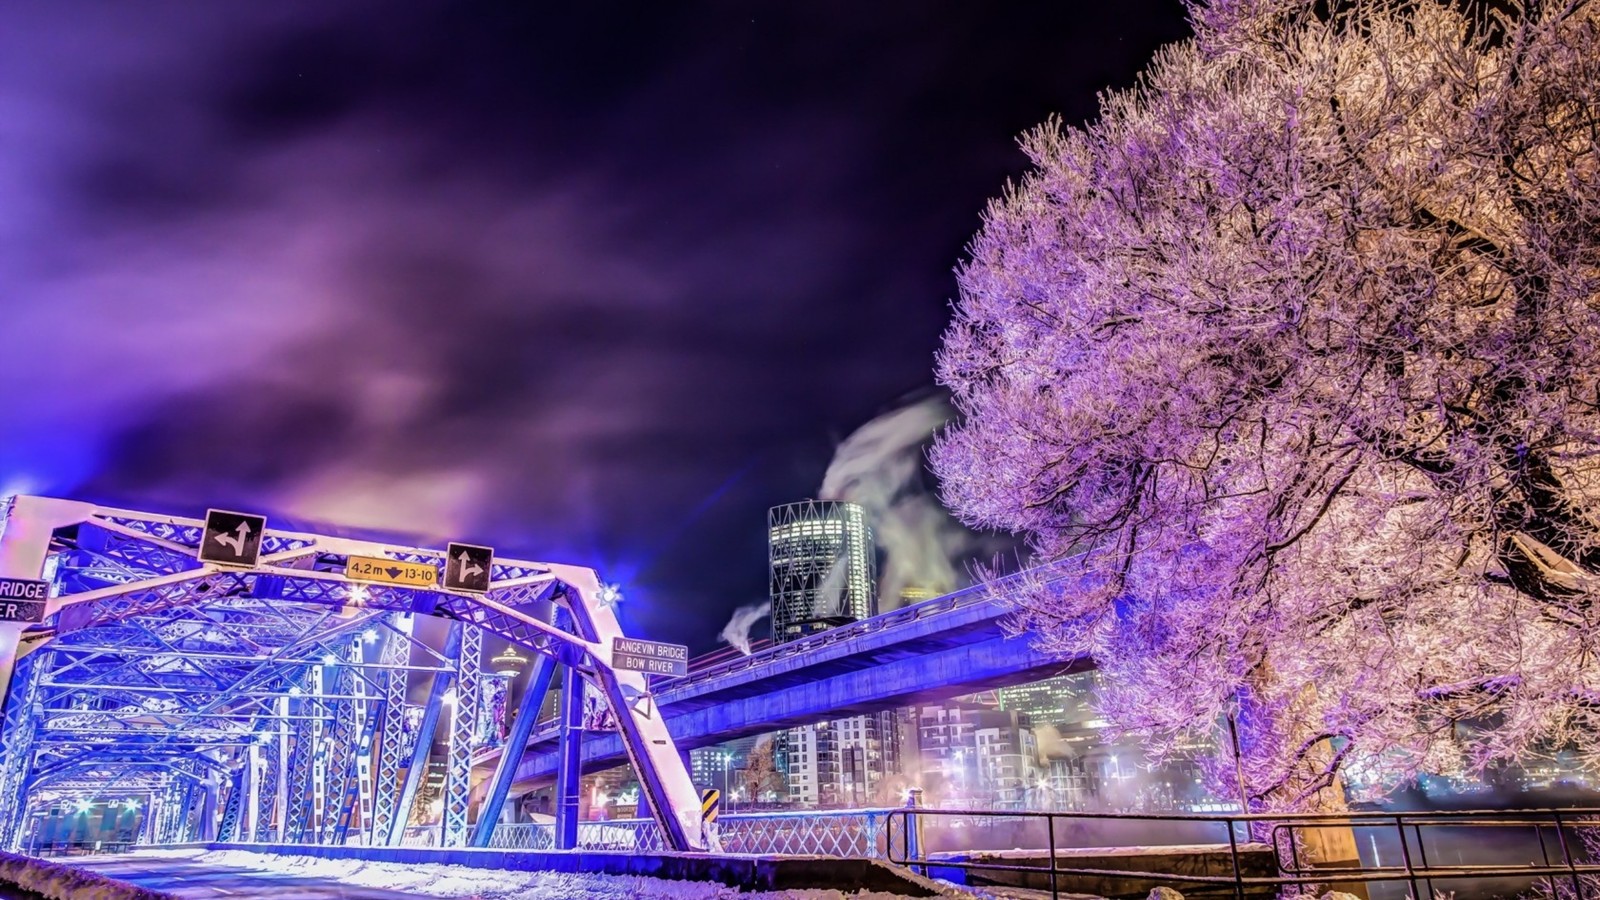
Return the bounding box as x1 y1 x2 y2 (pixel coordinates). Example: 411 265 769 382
198 508 267 568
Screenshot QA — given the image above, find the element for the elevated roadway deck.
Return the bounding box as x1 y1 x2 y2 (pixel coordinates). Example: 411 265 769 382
498 576 1086 783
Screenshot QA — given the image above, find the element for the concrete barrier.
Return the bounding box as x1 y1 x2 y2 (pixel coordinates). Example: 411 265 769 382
926 843 1277 898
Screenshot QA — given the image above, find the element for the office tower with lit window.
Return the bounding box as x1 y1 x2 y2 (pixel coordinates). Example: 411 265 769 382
767 501 896 805
768 501 874 642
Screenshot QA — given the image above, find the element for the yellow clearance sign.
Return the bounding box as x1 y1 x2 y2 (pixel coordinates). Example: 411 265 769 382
345 555 439 589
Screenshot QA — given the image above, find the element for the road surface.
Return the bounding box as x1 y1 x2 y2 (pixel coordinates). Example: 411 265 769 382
69 854 436 899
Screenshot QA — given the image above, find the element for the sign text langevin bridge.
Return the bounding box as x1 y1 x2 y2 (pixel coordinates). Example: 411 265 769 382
0 578 48 624
612 637 689 678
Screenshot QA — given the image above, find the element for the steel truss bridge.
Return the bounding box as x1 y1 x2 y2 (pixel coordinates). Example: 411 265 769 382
0 495 714 855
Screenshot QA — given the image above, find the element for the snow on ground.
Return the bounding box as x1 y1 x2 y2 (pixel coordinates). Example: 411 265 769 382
130 848 990 900
0 849 173 900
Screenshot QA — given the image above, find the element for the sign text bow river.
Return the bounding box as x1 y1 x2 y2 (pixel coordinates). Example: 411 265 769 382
612 637 689 678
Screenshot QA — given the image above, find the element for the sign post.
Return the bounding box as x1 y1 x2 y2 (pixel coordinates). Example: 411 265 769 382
611 637 689 679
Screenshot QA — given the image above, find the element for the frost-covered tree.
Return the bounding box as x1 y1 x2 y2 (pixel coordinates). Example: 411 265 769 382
934 0 1600 812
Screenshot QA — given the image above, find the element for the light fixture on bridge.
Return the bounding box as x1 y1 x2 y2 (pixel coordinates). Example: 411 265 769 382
72 799 94 814
362 628 379 644
599 583 623 606
122 799 140 812
490 645 528 678
321 653 338 666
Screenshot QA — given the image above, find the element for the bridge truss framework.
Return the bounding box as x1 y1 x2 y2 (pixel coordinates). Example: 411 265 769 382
0 496 710 853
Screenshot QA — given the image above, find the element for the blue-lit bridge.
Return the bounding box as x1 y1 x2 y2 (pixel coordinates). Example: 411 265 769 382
492 575 1086 786
0 495 714 855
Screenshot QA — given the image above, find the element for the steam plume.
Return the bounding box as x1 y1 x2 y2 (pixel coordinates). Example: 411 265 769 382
719 600 770 655
813 552 850 618
821 395 985 610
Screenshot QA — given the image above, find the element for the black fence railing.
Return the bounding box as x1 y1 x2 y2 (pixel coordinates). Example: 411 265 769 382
883 806 1600 900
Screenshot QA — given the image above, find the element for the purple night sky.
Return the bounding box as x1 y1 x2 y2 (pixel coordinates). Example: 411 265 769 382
0 2 1188 653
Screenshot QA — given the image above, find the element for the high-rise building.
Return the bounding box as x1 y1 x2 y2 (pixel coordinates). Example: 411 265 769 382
997 672 1098 732
973 709 1042 805
915 699 986 800
690 735 760 805
767 500 897 806
768 501 874 643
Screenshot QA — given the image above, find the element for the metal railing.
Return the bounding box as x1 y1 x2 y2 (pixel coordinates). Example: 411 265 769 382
713 808 891 857
487 819 667 852
486 808 895 857
884 806 1600 900
398 824 445 847
25 839 138 857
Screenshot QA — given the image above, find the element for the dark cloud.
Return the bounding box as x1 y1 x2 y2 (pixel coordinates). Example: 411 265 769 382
0 1 1190 652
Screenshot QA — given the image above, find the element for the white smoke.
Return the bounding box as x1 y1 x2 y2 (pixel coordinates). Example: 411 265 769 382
716 393 1015 653
820 395 973 610
813 552 850 618
718 600 770 655
1033 723 1069 762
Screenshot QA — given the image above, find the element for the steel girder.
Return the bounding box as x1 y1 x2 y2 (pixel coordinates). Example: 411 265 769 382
367 614 413 845
383 623 460 846
216 763 245 842
0 653 47 847
443 623 482 847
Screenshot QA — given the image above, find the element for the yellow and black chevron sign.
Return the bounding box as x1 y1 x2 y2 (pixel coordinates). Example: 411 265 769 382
700 789 720 824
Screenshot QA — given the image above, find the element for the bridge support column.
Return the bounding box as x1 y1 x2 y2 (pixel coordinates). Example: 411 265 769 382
0 497 91 850
272 696 290 842
199 776 221 842
368 613 414 846
0 498 91 710
470 651 556 848
0 653 44 850
383 621 460 847
244 744 263 843
442 623 482 848
551 566 712 853
554 664 584 850
284 674 318 842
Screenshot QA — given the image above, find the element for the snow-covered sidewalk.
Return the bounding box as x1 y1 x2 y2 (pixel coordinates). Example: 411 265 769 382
122 848 994 899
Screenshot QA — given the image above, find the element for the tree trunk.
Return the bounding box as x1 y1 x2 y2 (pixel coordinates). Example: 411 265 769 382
1235 673 1368 898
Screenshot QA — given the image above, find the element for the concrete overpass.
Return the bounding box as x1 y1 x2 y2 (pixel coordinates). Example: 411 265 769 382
495 574 1088 784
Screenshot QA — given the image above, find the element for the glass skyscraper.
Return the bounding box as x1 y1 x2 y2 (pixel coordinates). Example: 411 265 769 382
767 500 875 643
767 500 896 805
